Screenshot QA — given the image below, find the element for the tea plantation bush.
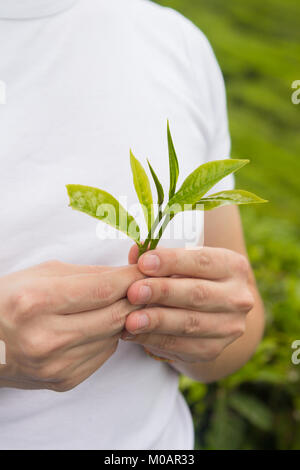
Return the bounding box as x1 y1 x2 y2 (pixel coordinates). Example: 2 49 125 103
154 0 300 449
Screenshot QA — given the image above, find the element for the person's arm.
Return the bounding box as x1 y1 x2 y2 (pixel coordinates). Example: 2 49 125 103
124 206 265 383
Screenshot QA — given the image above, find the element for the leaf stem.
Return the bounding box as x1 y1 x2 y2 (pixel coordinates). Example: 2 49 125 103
150 212 175 250
138 211 161 257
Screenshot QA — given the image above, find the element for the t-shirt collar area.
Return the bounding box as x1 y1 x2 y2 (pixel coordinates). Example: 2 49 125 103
0 0 77 19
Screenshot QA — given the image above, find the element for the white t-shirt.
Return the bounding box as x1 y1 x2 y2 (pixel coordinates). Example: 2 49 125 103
0 0 233 450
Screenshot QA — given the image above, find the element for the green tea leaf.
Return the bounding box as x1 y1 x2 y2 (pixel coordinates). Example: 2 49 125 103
147 159 164 206
167 121 179 199
196 189 268 210
165 159 249 215
130 150 154 231
66 184 140 243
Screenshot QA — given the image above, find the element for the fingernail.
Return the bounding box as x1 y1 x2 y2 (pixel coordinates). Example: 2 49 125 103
142 254 160 272
136 313 150 331
138 285 152 303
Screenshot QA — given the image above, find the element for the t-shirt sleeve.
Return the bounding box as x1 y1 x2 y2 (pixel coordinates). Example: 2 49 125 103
186 25 235 193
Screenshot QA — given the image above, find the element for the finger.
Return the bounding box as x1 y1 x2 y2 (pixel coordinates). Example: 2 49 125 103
137 247 243 280
127 277 244 312
48 346 117 392
29 261 114 277
28 336 117 383
124 307 245 338
60 335 117 363
128 245 139 265
121 332 194 356
123 333 235 363
63 299 142 345
42 265 145 314
3 263 114 288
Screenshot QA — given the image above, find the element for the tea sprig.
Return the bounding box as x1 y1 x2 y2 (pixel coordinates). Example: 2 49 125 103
66 121 267 257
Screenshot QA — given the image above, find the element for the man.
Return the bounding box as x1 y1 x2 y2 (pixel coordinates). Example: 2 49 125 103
0 0 264 449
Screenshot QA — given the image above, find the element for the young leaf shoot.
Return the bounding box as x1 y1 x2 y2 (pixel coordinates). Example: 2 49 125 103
66 122 267 257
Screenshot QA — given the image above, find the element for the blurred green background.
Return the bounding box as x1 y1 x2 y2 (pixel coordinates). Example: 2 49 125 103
154 0 300 450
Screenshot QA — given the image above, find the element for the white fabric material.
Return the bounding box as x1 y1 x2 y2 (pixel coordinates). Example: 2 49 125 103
0 0 233 450
0 0 77 19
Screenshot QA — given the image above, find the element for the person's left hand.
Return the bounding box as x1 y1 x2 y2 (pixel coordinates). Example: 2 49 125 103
122 246 255 363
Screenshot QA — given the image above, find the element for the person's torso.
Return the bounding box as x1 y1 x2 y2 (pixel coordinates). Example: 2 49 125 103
0 0 218 449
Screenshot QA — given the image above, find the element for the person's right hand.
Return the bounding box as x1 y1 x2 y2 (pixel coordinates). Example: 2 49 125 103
0 260 144 392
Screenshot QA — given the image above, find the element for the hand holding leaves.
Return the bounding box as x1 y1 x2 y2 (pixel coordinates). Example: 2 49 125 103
66 122 267 256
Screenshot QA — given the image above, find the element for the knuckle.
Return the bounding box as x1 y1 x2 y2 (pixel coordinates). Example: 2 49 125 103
234 289 255 313
20 330 61 362
94 281 114 303
152 308 163 330
171 249 180 273
21 334 48 361
234 254 251 278
11 287 47 321
158 281 170 300
191 283 210 307
147 307 169 332
12 288 38 317
195 250 211 272
183 312 201 335
170 249 177 268
110 302 126 330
